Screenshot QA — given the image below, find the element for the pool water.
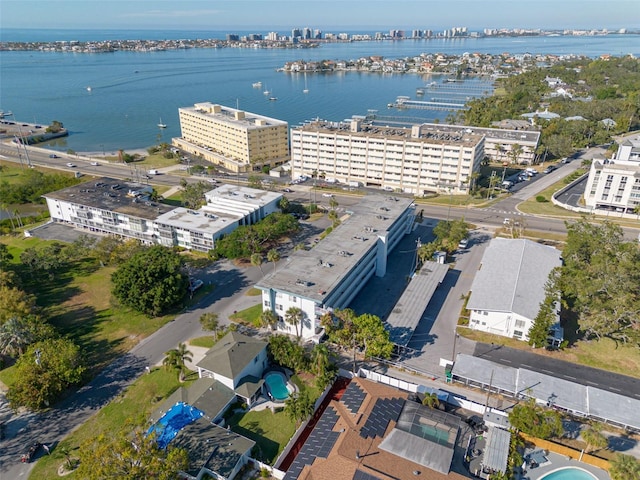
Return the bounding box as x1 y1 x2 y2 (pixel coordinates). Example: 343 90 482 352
538 467 598 480
147 401 204 449
264 372 290 401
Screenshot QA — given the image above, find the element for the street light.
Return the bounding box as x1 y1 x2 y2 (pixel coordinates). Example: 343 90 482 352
100 144 105 159
6 112 32 168
451 330 460 362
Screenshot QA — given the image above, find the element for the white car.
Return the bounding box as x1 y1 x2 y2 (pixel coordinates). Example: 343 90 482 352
322 193 334 198
90 161 99 166
66 162 76 168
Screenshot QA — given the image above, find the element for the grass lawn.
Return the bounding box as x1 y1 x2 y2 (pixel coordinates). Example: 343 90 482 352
459 328 640 379
189 336 215 349
227 408 295 464
126 153 180 169
28 367 185 480
229 303 263 327
0 236 207 384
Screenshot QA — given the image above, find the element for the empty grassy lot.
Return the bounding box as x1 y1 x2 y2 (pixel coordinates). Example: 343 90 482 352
0 235 196 385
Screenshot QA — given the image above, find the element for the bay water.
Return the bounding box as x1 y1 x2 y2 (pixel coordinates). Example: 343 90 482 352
1 30 638 153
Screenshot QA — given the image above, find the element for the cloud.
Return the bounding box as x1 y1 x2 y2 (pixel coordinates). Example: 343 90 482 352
121 9 222 19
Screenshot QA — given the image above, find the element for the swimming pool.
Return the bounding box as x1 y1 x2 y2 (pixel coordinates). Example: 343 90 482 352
264 371 291 401
147 402 204 449
538 467 598 480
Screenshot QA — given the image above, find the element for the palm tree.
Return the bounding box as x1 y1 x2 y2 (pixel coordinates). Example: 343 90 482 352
285 307 303 338
266 248 280 274
582 424 608 453
250 253 264 276
0 317 33 357
163 342 192 382
259 309 278 330
284 390 315 428
509 143 523 165
57 445 76 471
422 392 440 409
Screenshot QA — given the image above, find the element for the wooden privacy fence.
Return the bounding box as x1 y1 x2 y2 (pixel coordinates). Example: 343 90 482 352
520 433 611 472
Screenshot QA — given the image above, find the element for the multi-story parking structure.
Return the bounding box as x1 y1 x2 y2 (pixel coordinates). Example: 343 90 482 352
290 118 484 194
172 102 290 173
43 178 281 252
256 195 415 340
584 131 640 214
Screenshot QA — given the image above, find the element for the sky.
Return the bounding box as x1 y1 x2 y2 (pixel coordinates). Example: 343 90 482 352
1 0 636 31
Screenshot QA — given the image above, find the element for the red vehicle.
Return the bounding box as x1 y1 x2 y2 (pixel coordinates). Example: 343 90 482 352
21 442 42 463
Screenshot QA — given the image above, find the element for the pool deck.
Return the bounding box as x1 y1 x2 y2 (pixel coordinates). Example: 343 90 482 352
523 451 610 480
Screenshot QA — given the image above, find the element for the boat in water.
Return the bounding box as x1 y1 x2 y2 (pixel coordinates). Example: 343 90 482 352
86 86 92 92
158 117 167 128
252 81 262 88
268 96 278 101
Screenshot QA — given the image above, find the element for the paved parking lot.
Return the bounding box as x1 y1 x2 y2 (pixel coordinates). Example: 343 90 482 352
28 222 101 243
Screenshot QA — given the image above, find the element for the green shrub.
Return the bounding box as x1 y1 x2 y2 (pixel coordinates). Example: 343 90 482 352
535 195 548 203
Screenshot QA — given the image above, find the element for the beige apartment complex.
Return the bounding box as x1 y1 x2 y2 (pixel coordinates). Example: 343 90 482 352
290 119 485 194
173 102 290 173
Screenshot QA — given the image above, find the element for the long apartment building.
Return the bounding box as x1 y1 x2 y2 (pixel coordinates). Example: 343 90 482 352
43 178 281 252
290 118 485 194
584 131 640 214
173 102 290 173
256 195 415 340
417 122 540 164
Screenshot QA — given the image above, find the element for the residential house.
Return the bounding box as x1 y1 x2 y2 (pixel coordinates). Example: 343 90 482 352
196 331 269 407
466 238 562 344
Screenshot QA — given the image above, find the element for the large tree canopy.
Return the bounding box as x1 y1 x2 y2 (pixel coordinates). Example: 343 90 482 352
77 429 189 480
111 245 188 316
7 338 86 410
559 219 640 345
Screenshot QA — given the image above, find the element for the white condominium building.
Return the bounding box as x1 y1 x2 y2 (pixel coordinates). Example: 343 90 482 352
44 178 282 253
584 131 640 214
173 102 290 173
256 195 415 340
290 119 485 194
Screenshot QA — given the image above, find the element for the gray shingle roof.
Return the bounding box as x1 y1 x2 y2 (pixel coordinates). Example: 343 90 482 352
466 238 562 320
196 331 267 382
149 377 235 424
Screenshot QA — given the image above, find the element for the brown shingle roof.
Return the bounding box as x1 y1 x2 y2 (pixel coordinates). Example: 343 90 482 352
295 378 469 480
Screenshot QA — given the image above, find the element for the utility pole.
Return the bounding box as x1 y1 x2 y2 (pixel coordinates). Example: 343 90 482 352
484 369 494 414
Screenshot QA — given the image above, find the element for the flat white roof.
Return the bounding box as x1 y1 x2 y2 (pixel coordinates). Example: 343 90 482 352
205 184 282 214
181 102 287 128
257 195 413 303
156 185 281 234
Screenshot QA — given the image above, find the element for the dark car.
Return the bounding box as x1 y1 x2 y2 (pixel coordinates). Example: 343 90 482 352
21 442 42 463
49 154 59 158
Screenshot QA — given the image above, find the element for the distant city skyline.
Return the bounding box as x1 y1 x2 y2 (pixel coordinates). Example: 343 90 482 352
1 0 636 31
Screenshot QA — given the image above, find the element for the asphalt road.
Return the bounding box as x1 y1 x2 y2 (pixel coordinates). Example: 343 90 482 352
2 142 640 476
0 259 263 478
473 342 640 398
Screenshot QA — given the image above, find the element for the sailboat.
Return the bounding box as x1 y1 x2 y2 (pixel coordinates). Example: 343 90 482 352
157 117 167 128
303 74 309 94
263 84 271 96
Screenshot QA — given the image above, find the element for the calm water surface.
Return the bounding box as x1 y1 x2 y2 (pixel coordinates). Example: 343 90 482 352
1 31 638 152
